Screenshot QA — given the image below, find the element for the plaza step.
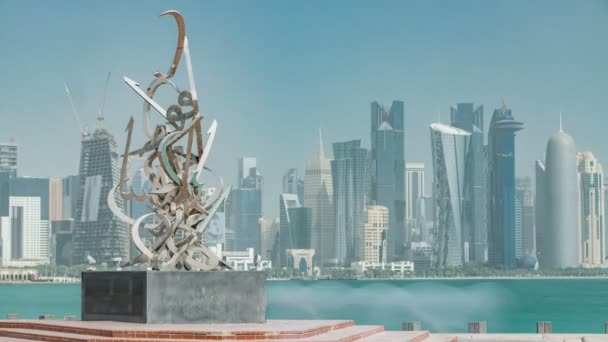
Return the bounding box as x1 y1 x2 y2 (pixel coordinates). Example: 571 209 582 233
359 330 431 341
0 325 382 342
292 325 384 342
0 320 355 340
420 335 458 342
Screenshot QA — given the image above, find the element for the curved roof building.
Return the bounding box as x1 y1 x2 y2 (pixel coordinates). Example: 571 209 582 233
544 128 579 268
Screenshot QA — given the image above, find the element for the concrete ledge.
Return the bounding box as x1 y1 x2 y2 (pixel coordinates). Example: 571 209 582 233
81 270 266 324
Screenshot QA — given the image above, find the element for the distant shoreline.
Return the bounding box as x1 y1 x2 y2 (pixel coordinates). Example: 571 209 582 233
273 275 608 281
4 276 608 284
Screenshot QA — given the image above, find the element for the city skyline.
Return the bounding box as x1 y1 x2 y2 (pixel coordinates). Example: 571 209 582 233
1 1 607 217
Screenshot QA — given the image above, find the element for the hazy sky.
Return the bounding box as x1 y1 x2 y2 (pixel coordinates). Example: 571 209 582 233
1 0 607 217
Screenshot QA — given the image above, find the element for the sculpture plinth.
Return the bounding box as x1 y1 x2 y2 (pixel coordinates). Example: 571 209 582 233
82 271 267 324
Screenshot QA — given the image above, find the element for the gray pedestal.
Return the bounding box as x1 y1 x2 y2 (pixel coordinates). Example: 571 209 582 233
82 271 266 324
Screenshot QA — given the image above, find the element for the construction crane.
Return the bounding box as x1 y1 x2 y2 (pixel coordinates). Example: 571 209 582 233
64 72 112 136
64 82 85 136
97 72 111 129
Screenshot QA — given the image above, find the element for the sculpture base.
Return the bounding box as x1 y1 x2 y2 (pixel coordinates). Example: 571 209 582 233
81 271 266 324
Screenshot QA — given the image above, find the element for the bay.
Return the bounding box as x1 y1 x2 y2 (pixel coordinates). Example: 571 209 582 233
1 279 607 333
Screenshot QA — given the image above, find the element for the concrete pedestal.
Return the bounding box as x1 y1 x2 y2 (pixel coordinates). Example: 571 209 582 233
82 271 266 324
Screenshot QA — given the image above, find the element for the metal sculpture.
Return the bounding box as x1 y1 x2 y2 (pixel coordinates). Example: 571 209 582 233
108 10 233 271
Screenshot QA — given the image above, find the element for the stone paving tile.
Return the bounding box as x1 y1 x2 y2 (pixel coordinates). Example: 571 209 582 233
359 331 431 342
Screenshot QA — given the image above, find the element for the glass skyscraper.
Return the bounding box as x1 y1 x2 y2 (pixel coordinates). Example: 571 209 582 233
487 103 523 268
227 158 263 253
332 140 369 265
430 123 471 267
73 121 128 265
278 193 312 267
450 103 487 263
371 101 406 262
0 141 17 178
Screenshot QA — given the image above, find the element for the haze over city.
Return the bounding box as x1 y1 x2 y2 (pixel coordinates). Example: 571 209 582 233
2 0 608 217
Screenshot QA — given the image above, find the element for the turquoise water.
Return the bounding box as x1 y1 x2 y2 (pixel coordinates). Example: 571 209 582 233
1 279 608 333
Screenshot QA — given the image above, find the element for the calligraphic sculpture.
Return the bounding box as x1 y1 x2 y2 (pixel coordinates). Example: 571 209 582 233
108 10 232 271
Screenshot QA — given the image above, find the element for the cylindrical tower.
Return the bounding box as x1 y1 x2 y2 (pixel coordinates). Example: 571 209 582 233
544 130 579 268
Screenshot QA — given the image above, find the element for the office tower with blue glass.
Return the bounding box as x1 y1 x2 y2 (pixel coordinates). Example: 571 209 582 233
371 101 406 261
450 103 486 264
487 102 524 268
283 168 304 205
278 193 312 267
332 140 369 265
0 141 17 178
430 123 471 267
227 157 263 253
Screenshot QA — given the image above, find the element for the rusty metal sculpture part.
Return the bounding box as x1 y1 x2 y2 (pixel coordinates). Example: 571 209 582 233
108 10 233 271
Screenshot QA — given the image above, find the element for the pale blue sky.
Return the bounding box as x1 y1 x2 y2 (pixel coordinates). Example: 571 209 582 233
1 0 607 217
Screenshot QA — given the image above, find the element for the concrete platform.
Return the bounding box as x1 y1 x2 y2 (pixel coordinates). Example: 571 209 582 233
82 271 266 324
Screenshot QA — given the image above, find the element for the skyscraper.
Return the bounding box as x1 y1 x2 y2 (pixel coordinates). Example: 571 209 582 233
540 121 579 269
332 140 369 265
259 217 279 262
72 120 128 265
304 129 334 266
61 175 80 220
363 205 388 263
516 177 535 256
371 101 406 261
487 102 524 268
430 123 471 267
0 174 50 264
450 103 487 263
49 177 62 222
227 158 263 253
283 168 304 204
535 160 547 265
278 193 312 266
405 163 425 223
577 152 604 267
0 141 17 178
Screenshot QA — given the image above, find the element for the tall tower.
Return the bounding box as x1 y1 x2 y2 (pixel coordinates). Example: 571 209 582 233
487 102 524 268
405 163 425 223
430 123 471 267
542 120 579 268
516 177 535 256
304 129 334 266
227 158 262 253
363 205 389 263
535 160 547 265
278 193 312 267
332 139 369 265
0 141 17 178
370 101 406 261
73 121 128 264
577 151 604 266
450 103 486 263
